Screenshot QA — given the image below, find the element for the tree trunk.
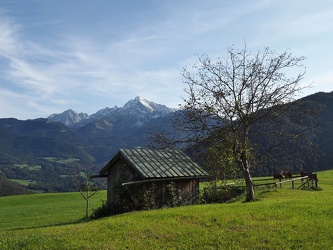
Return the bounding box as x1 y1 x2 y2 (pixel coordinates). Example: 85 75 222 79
242 167 255 202
86 198 89 219
85 189 89 219
238 137 255 202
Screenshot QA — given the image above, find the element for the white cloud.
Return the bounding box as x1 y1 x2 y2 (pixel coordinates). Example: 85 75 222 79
303 72 333 95
8 58 56 93
0 14 21 57
0 0 333 118
0 87 56 119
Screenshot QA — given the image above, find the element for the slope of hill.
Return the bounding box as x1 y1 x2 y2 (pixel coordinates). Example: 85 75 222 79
0 175 31 196
0 170 332 249
0 119 94 163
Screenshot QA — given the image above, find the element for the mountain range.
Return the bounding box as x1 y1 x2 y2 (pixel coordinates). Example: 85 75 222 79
48 96 176 128
1 93 333 194
0 97 175 193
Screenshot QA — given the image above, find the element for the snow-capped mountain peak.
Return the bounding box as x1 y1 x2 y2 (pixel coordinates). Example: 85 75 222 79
48 97 176 127
48 109 89 126
123 96 154 112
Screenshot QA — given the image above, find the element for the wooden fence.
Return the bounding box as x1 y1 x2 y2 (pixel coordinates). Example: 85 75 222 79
203 173 319 193
252 173 318 189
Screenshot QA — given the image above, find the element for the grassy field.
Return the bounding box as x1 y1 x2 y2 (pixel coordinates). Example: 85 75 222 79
0 191 106 231
1 170 332 249
9 179 34 186
41 157 80 164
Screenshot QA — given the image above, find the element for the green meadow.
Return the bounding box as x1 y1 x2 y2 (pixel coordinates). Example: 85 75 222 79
1 170 333 249
9 179 34 186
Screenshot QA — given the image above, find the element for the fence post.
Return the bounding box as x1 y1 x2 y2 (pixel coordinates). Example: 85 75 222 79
313 174 318 187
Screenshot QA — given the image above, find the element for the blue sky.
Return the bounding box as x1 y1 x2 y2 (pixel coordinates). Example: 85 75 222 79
1 0 333 119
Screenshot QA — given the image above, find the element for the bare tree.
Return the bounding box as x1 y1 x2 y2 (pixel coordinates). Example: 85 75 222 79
176 45 310 201
72 174 98 219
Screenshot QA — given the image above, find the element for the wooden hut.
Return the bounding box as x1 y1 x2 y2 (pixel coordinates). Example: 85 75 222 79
96 149 209 208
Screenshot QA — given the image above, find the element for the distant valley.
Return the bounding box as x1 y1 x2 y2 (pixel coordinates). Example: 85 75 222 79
1 93 333 194
0 97 175 193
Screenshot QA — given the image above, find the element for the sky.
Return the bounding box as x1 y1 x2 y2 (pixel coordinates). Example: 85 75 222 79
0 0 333 119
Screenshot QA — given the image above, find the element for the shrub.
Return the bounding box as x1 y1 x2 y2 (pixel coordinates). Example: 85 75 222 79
91 183 158 218
90 200 113 219
133 183 157 210
203 185 245 203
167 182 185 207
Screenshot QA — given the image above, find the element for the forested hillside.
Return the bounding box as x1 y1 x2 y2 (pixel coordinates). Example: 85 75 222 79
0 175 31 196
0 93 333 195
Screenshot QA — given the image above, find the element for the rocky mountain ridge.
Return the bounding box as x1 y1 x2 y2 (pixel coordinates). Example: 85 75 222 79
48 96 176 128
48 110 89 126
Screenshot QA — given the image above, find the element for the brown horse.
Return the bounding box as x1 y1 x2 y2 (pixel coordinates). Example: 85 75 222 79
284 171 293 179
273 170 293 180
273 171 284 181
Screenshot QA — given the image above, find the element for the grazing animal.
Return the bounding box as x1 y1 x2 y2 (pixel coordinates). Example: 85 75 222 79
300 171 317 180
273 170 292 180
273 171 284 180
284 171 293 179
300 171 312 177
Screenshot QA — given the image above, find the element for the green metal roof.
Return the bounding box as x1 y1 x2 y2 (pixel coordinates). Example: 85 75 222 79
100 148 209 179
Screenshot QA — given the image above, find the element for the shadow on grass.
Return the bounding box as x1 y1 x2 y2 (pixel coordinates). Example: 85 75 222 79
7 217 91 231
